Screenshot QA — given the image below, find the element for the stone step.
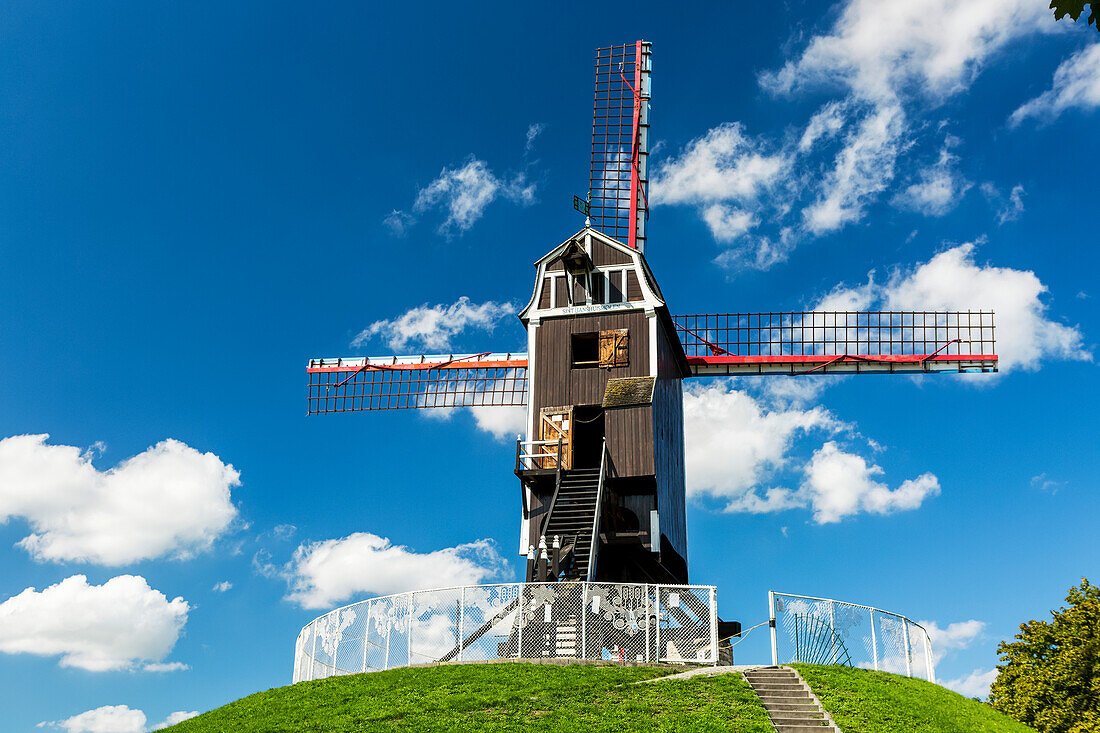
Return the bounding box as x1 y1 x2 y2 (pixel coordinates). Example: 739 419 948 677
762 702 821 713
752 683 808 692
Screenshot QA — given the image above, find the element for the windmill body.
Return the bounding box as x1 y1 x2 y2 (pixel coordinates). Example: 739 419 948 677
516 227 691 584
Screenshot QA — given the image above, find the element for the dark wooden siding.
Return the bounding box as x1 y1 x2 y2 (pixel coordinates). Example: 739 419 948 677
626 271 643 301
605 404 654 477
554 276 568 307
591 274 605 303
546 257 564 272
533 310 653 478
573 275 587 304
591 240 633 266
608 271 624 303
538 278 551 309
652 319 687 566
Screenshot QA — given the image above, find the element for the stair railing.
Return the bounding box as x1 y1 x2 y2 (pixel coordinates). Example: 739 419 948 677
586 438 608 582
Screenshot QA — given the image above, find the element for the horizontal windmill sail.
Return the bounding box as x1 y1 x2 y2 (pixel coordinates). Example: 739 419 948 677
307 353 528 413
674 311 998 375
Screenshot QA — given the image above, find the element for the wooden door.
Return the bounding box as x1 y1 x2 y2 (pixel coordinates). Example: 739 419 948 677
539 406 573 470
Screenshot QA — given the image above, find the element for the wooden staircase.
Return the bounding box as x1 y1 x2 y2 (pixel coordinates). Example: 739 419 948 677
542 467 601 580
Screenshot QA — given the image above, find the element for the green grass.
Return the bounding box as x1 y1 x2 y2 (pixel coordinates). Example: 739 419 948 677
162 662 1036 732
164 663 773 732
793 664 1034 732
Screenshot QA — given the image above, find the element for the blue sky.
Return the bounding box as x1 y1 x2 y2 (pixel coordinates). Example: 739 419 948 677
1 1 1098 729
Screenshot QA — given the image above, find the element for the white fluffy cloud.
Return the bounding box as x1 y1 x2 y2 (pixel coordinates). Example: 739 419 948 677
412 157 535 235
650 123 792 261
651 1 1062 260
470 406 527 441
892 138 971 216
921 618 986 663
762 0 1054 104
683 382 842 512
1011 43 1100 126
765 0 1054 236
802 441 940 523
282 532 506 609
0 575 188 672
684 381 938 523
0 435 239 565
942 668 998 699
980 182 1025 224
817 242 1090 373
42 705 198 733
351 296 516 351
804 102 906 234
800 101 848 152
754 0 1061 248
651 123 791 207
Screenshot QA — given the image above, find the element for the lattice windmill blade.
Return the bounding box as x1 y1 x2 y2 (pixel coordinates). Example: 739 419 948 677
588 41 650 253
673 311 998 376
307 352 528 414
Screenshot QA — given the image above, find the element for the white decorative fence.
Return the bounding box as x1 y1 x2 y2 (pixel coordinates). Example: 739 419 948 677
769 591 935 682
293 582 718 682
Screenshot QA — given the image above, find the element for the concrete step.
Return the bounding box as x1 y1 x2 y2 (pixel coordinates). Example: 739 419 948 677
745 666 838 733
774 713 827 726
762 702 821 713
746 671 799 676
757 693 813 703
752 677 814 691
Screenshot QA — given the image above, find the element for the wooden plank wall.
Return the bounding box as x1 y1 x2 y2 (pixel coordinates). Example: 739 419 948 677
652 322 688 567
533 311 653 477
591 240 634 266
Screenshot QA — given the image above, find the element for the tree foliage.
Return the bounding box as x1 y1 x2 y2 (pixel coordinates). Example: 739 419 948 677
1050 1 1099 31
990 579 1100 733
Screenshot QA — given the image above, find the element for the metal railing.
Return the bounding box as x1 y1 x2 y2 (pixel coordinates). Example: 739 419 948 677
769 591 935 682
587 439 608 581
293 582 719 683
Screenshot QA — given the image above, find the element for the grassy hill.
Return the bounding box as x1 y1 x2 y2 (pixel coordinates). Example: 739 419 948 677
164 662 1032 732
793 664 1032 733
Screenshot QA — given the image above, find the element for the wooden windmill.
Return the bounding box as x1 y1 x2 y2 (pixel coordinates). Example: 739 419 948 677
307 41 997 588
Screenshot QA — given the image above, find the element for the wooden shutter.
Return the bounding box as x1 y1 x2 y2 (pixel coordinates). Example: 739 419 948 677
599 329 629 367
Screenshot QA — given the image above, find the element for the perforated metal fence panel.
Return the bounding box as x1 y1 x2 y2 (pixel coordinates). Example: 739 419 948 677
769 591 935 682
293 582 718 682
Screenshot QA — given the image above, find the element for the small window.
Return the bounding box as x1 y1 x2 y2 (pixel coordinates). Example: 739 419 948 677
573 329 629 368
571 333 600 368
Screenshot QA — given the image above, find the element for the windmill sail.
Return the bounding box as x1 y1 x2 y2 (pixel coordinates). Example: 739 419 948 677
673 311 998 375
589 41 651 252
307 353 528 413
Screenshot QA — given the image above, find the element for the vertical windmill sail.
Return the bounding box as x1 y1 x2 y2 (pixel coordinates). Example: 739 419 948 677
589 41 651 253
